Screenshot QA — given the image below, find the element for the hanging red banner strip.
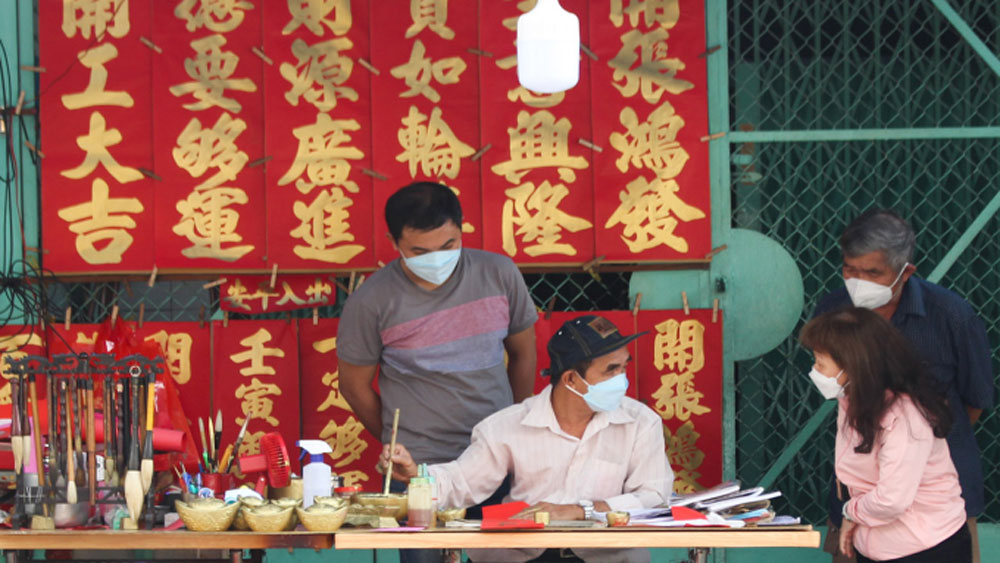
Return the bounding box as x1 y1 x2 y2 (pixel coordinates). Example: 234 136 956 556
38 0 156 272
299 317 380 489
262 0 375 271
151 0 267 270
219 274 337 314
369 1 482 265
590 0 711 263
479 1 597 265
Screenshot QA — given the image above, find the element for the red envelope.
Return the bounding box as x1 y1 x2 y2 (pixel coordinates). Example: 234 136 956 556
482 501 530 520
671 505 708 521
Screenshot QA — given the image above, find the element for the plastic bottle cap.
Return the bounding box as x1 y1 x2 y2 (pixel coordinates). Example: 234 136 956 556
335 485 361 494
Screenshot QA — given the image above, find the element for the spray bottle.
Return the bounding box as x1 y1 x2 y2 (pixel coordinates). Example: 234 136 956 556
298 440 333 508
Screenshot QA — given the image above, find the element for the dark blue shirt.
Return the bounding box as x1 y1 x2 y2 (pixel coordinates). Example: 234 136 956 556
815 276 995 516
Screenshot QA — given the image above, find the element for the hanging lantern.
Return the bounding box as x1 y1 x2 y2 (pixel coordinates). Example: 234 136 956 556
516 0 580 94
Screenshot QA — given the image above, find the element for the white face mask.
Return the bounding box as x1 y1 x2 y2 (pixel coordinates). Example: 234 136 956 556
402 248 461 286
808 368 846 400
844 263 908 309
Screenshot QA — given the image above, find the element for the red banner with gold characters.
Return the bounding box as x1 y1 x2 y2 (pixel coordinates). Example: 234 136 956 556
39 0 155 271
0 326 47 418
263 0 375 271
219 274 338 314
635 309 723 493
214 319 301 476
39 1 709 272
299 317 380 489
133 322 211 436
591 0 711 262
369 0 482 265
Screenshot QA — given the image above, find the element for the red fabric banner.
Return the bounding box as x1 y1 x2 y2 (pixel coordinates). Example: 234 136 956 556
213 319 301 477
38 0 155 272
590 0 711 262
0 325 48 426
479 1 597 265
151 0 267 269
219 274 337 314
635 309 723 492
133 321 211 439
369 1 482 265
262 0 375 271
298 317 380 489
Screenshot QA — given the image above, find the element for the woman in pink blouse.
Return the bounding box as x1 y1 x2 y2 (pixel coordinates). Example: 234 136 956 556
800 307 970 562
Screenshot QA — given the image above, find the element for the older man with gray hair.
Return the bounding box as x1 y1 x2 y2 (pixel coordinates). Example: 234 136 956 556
814 209 994 563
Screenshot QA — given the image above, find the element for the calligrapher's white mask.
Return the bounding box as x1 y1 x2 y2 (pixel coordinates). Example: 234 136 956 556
845 263 908 309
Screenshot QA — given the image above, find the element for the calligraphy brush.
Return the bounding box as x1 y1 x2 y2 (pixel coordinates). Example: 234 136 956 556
10 376 23 476
208 414 217 470
65 380 77 504
224 415 250 473
198 417 209 470
85 378 97 504
140 370 155 493
383 408 400 495
116 381 126 490
214 410 222 465
124 369 144 523
48 372 60 488
103 377 115 486
73 375 85 485
28 374 48 516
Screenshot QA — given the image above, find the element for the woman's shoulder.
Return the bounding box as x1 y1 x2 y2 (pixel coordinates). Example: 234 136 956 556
881 393 933 439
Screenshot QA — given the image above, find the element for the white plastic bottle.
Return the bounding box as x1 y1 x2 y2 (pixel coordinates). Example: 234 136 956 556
298 440 333 508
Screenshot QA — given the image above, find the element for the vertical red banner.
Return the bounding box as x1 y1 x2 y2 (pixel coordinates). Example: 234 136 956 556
369 1 482 265
635 309 723 492
262 0 375 271
133 322 211 436
214 319 301 476
299 318 380 489
532 311 638 397
480 1 596 266
591 0 711 263
0 325 47 412
39 0 155 272
152 0 267 270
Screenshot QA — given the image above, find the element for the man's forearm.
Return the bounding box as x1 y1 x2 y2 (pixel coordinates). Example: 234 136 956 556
507 355 535 402
342 384 384 439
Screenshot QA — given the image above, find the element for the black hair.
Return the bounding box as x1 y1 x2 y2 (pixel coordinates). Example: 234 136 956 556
384 182 463 241
557 359 593 386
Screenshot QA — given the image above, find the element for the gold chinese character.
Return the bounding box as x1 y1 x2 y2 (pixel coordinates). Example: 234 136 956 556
304 278 334 304
491 110 588 184
229 328 286 376
61 111 142 184
664 420 703 472
610 103 689 178
175 0 254 33
610 0 679 29
173 113 249 191
605 176 705 253
320 416 367 468
311 336 352 412
57 179 143 264
654 318 704 373
238 430 266 457
1 333 43 404
62 0 129 39
169 35 257 113
290 187 365 263
235 377 282 426
144 330 193 385
673 468 703 494
396 106 473 179
280 38 358 112
609 28 694 103
76 331 98 346
283 0 352 36
502 181 591 257
173 186 254 261
652 371 708 421
278 113 363 194
406 0 454 40
225 278 252 311
275 282 306 307
340 470 369 487
61 43 134 110
390 40 466 103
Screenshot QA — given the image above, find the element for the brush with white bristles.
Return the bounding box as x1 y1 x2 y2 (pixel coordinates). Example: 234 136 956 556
124 368 144 523
65 380 78 504
140 370 155 494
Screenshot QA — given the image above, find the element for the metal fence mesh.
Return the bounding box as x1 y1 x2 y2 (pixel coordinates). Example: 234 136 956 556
730 0 1000 523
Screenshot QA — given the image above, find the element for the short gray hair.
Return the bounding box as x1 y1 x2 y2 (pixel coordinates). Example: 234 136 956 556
839 209 915 271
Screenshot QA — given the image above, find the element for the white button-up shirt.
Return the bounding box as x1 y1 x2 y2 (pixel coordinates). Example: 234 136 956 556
429 384 673 562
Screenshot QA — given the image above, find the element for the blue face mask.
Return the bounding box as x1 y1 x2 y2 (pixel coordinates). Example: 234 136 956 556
402 248 461 286
568 372 629 412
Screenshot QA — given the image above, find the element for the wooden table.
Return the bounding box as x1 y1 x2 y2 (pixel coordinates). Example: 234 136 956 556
0 531 333 563
335 526 820 562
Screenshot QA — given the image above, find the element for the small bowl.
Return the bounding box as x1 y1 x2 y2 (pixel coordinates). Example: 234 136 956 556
313 496 349 510
607 511 631 527
176 499 240 532
232 497 267 531
53 502 91 528
296 504 349 532
351 492 408 520
243 504 295 533
435 507 466 523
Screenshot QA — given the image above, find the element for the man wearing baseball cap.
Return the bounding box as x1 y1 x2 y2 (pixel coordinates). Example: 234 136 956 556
382 315 673 562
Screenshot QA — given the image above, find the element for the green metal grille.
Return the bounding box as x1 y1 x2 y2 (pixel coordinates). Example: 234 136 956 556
729 0 1000 524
